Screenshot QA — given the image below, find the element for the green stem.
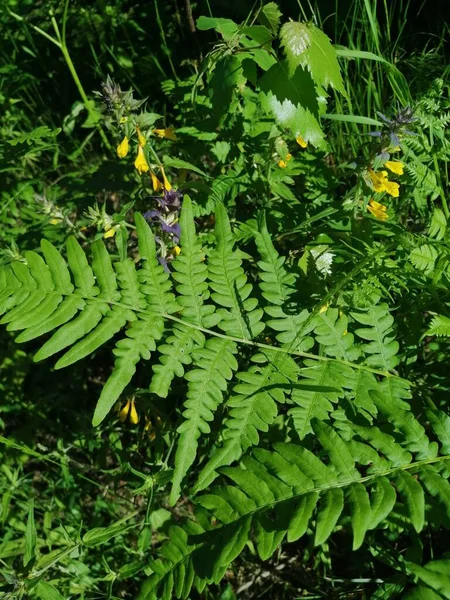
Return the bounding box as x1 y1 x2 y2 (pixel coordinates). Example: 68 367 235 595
48 2 112 150
154 0 179 81
59 44 111 150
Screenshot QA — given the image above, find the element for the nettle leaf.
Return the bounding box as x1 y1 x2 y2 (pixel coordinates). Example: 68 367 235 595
259 61 325 147
280 21 345 94
257 2 282 34
280 22 312 75
210 56 245 121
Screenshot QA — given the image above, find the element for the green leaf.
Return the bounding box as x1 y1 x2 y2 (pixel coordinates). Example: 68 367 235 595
24 501 36 567
428 208 447 240
82 511 137 547
196 16 238 40
280 22 345 93
346 483 372 550
395 471 425 533
407 560 450 599
163 156 207 177
257 2 282 34
259 61 325 146
35 582 65 600
425 315 450 338
280 22 312 75
314 487 344 545
410 245 439 275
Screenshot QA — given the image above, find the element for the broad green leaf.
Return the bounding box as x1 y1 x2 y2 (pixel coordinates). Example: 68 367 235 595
259 62 325 147
407 560 450 599
280 22 312 75
280 22 345 93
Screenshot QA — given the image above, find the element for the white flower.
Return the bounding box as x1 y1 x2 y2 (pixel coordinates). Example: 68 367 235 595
310 246 335 276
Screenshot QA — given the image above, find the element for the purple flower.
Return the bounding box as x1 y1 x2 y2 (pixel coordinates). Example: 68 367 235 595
158 256 171 273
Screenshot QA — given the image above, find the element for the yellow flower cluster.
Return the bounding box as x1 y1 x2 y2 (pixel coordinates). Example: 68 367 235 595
368 169 399 197
116 125 174 191
365 160 404 221
368 161 403 198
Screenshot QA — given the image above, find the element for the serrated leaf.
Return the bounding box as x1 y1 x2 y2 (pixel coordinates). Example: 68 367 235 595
280 22 312 75
280 22 345 93
257 2 282 34
259 62 325 146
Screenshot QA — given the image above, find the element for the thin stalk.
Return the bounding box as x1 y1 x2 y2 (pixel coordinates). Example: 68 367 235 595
154 0 179 80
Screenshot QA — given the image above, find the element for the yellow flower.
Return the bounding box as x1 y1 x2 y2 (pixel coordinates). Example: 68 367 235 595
368 169 387 192
173 245 181 256
134 145 149 174
160 166 172 191
119 116 128 124
153 127 177 141
117 136 129 159
368 169 400 197
319 303 329 314
278 159 287 168
367 198 389 221
150 170 164 192
104 224 120 239
296 135 307 148
385 160 404 175
286 153 292 161
118 397 139 424
383 180 400 198
129 399 139 424
136 126 146 147
50 218 62 225
118 399 131 422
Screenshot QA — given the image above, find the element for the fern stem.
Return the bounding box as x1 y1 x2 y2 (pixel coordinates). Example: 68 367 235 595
163 312 405 381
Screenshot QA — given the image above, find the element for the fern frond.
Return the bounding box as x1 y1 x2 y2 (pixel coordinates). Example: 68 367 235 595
289 360 349 439
208 203 264 339
149 197 217 398
139 418 450 599
254 213 314 352
170 337 238 504
351 302 399 370
194 351 296 492
410 244 440 275
426 314 450 337
312 308 360 361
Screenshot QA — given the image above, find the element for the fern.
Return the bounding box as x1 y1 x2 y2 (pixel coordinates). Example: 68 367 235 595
351 302 399 371
426 314 450 337
0 200 408 488
137 413 450 600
